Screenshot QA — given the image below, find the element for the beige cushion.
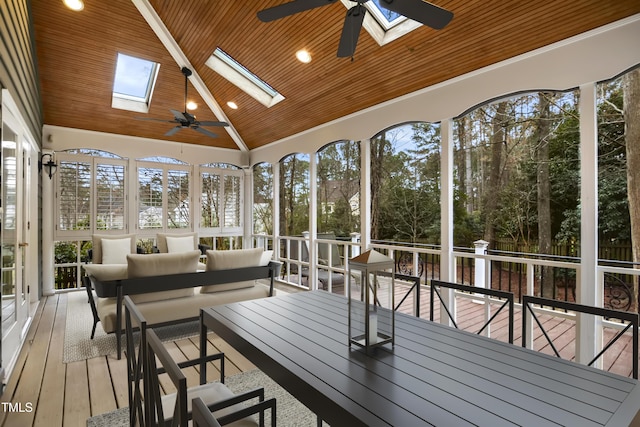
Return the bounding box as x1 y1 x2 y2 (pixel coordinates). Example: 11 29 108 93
92 234 136 264
201 248 264 293
83 264 128 281
161 383 257 427
97 283 273 333
126 251 200 303
156 232 197 253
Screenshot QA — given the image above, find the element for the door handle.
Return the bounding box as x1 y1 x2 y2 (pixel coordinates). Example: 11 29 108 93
19 242 28 247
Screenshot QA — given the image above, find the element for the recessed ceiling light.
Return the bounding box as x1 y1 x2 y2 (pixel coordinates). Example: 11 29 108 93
63 0 84 11
296 50 312 64
227 101 238 110
186 101 198 110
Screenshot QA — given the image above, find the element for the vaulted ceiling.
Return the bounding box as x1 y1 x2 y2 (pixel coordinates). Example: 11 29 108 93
32 1 640 153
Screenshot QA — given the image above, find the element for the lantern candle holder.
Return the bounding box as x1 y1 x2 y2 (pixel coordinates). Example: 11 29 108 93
348 249 395 352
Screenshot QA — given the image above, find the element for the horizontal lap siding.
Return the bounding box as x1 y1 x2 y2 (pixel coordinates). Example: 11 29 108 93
0 0 43 144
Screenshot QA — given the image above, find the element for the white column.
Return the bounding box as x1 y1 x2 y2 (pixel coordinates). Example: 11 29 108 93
440 119 456 325
272 163 280 264
577 82 602 366
41 150 55 296
308 154 318 290
243 167 253 248
360 139 371 252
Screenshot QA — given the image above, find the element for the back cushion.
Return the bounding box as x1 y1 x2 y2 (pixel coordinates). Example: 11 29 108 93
127 251 200 303
201 248 264 293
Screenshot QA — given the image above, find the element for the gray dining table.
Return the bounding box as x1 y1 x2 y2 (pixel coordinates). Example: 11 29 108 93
200 290 640 426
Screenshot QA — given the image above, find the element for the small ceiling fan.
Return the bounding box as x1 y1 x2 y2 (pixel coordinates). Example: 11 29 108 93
137 67 228 138
257 0 454 58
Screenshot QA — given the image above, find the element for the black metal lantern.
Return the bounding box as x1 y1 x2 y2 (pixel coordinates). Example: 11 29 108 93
348 249 395 352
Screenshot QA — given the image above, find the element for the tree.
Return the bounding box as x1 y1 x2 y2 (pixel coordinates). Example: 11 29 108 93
623 68 640 310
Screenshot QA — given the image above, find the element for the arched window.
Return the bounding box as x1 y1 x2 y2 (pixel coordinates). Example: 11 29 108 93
279 153 309 236
370 122 441 244
316 140 360 236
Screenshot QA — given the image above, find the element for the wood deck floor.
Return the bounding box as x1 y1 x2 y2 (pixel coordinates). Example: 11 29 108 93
0 283 637 427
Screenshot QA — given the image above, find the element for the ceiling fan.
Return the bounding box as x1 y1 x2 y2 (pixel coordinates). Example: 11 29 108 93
257 0 454 58
137 67 228 138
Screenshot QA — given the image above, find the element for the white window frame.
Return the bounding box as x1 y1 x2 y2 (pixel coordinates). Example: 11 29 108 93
197 165 244 236
54 152 128 240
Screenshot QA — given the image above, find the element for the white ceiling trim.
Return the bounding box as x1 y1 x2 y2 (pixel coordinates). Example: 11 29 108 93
130 0 249 152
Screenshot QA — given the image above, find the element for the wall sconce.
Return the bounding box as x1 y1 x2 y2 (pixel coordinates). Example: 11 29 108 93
39 153 58 179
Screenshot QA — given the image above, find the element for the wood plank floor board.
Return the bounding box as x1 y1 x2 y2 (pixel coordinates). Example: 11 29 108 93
2 296 58 427
106 354 130 409
87 356 117 416
63 361 91 427
33 294 67 427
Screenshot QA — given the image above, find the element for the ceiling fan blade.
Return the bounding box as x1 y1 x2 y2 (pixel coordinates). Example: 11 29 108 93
165 126 183 136
197 120 229 127
337 5 366 58
193 126 219 138
257 0 338 22
380 0 453 30
170 109 188 122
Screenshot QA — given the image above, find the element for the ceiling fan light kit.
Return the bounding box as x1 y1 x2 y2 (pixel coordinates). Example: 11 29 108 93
136 67 229 138
258 0 453 58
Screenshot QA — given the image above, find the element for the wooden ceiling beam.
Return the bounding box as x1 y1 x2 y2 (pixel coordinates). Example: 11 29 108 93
130 0 248 152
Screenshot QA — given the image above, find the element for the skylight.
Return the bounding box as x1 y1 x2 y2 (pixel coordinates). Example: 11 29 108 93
112 53 160 113
340 0 421 46
206 48 284 108
367 0 406 30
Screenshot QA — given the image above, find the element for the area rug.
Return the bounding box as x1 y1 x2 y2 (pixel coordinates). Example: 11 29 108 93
64 290 200 363
86 369 322 427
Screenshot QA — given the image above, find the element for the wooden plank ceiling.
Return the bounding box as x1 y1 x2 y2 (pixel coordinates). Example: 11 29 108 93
32 0 640 152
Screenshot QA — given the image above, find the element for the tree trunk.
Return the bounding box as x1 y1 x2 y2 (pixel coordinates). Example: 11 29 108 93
623 68 640 312
371 134 385 240
536 92 553 298
483 102 508 248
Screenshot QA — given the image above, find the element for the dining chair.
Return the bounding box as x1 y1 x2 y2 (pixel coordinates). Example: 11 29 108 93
430 280 515 343
521 295 639 379
192 397 222 427
145 327 276 426
124 295 149 427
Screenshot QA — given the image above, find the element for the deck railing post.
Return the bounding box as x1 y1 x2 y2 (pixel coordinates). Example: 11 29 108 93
473 240 489 289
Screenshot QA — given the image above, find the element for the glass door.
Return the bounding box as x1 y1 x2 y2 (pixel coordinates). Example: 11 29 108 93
1 99 30 374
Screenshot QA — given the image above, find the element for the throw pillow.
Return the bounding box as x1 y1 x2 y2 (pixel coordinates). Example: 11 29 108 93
259 250 274 266
101 237 132 264
166 235 195 253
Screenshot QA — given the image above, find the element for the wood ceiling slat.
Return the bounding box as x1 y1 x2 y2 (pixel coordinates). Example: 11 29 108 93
32 0 640 151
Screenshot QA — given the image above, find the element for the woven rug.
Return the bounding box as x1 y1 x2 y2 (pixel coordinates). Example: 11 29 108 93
86 369 322 427
63 290 200 363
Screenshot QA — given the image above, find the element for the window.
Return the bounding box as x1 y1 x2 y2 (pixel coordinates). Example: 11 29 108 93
112 53 160 113
137 158 191 232
199 164 243 233
206 48 284 108
55 150 127 237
